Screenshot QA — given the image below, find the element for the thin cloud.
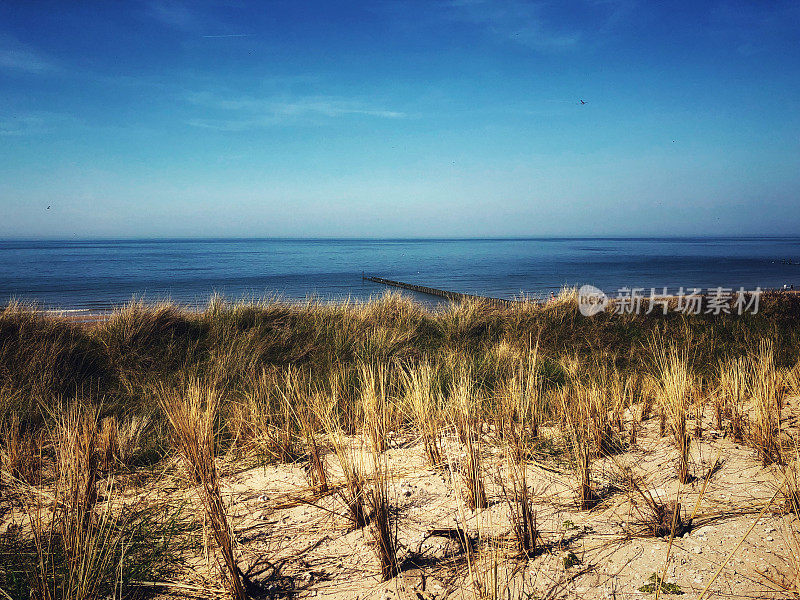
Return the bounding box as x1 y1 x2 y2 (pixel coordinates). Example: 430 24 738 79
0 112 74 136
0 35 57 74
146 1 205 32
439 0 635 51
145 1 239 37
443 0 582 50
267 99 406 119
184 91 406 129
186 117 277 131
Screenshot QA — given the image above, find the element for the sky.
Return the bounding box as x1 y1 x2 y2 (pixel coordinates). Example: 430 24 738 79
1 0 799 239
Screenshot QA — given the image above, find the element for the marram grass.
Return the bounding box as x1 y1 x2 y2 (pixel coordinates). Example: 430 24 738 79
2 291 800 597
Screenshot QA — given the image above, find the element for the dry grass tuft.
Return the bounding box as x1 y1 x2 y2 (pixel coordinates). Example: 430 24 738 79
21 403 127 600
496 344 542 464
359 363 392 456
719 356 748 442
560 383 600 510
748 340 784 466
366 433 399 580
359 363 400 579
97 415 119 473
1 412 39 483
402 361 443 468
654 344 693 483
158 381 247 600
367 461 399 581
116 412 152 466
617 464 690 538
299 396 329 493
499 454 537 557
450 370 488 511
762 446 800 597
321 382 369 529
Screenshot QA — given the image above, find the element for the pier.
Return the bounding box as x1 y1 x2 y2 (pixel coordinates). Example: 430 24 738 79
363 275 520 307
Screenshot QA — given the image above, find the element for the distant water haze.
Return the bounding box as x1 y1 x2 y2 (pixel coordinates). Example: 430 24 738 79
1 237 799 312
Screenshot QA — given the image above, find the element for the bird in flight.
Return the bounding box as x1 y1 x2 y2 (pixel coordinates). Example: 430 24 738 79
46 205 50 210
579 99 587 105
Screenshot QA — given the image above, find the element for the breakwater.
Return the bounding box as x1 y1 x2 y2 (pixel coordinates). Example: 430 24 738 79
363 275 519 307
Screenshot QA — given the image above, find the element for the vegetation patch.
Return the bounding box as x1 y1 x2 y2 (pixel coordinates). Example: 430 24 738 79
638 573 685 594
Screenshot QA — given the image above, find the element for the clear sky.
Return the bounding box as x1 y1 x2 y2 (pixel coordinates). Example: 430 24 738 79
1 1 799 239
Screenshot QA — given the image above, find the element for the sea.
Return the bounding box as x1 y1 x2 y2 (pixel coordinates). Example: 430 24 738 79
1 237 799 313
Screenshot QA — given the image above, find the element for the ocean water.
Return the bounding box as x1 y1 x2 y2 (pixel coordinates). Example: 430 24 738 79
1 237 799 312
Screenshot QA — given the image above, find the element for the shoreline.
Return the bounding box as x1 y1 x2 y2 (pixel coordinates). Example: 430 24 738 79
16 286 800 324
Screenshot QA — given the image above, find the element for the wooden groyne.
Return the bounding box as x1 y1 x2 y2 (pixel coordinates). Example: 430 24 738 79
363 275 519 307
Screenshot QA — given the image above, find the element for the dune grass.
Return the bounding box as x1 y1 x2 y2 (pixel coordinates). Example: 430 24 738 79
2 290 800 596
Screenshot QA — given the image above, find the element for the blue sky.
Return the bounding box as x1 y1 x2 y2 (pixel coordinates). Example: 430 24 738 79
1 0 799 238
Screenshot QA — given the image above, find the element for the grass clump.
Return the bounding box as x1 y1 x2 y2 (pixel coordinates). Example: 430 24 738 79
498 452 537 558
638 572 684 594
619 464 691 538
401 361 443 468
359 363 400 580
559 381 601 510
450 369 488 511
748 340 784 465
562 551 580 569
158 381 247 600
654 344 693 484
0 402 183 600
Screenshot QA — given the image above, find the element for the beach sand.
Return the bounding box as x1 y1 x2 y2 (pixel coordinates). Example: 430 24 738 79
94 396 798 599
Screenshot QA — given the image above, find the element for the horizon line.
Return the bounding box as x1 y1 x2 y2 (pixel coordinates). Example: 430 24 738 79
2 234 800 243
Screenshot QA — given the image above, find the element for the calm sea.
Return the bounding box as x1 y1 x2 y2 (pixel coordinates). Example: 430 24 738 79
1 238 799 312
